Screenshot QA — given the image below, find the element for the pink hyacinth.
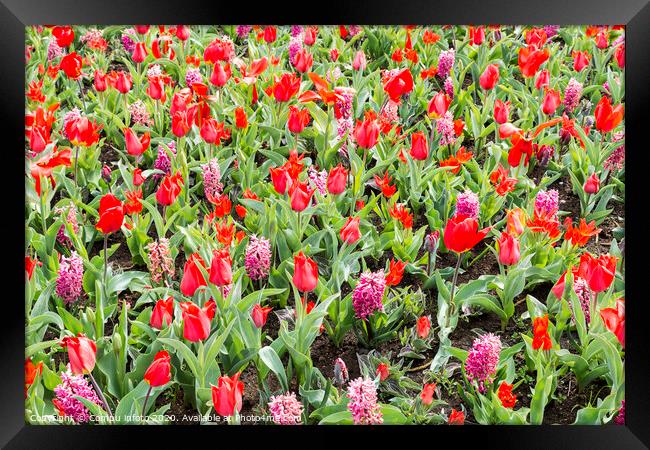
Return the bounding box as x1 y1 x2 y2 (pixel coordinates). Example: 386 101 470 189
146 238 175 284
53 365 103 423
147 64 163 78
185 68 202 87
56 251 83 305
268 392 304 425
444 76 454 99
535 189 559 216
47 39 63 61
348 26 362 37
437 111 456 146
614 400 625 425
563 78 583 113
352 270 386 320
543 25 560 37
129 100 153 127
570 277 592 324
455 190 480 220
121 28 136 54
308 166 328 196
465 333 502 393
437 48 455 79
604 132 625 171
245 235 271 281
288 33 304 65
154 141 175 179
236 25 252 39
347 377 383 425
202 158 223 200
56 206 79 247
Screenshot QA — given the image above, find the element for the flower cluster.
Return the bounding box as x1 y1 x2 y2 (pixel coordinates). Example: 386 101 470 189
53 365 103 423
244 235 271 281
268 392 304 425
347 377 383 425
352 270 386 320
55 251 84 304
465 333 502 393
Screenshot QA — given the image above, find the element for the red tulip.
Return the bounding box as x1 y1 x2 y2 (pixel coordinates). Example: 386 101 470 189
421 383 436 405
234 106 248 129
211 373 244 417
124 128 150 156
385 258 406 286
383 68 414 102
376 363 390 381
203 37 234 63
579 252 618 293
498 381 517 408
25 358 43 398
428 92 451 118
269 166 290 195
416 316 431 339
443 214 491 253
532 315 552 350
535 69 550 90
304 26 318 45
518 46 549 78
180 253 208 297
272 73 301 102
176 25 190 41
210 62 231 87
469 26 485 45
25 255 41 280
479 64 499 90
133 168 145 186
327 164 347 195
352 50 367 71
209 248 232 287
494 99 510 124
263 26 277 43
114 71 133 94
542 89 561 115
65 116 101 147
615 44 625 68
132 42 148 63
156 172 183 206
600 298 625 348
293 48 314 73
95 193 124 234
340 216 361 244
60 52 83 79
287 106 311 133
594 97 624 132
584 173 600 194
595 30 609 49
289 181 314 212
353 117 380 149
409 131 429 160
60 335 96 375
144 351 171 386
497 232 520 265
251 304 272 328
172 106 197 137
124 189 143 215
572 50 590 72
180 300 215 342
52 26 75 47
293 251 318 292
94 70 107 92
448 409 465 425
150 297 174 329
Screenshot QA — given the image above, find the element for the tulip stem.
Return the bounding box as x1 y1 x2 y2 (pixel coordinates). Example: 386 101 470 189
77 79 87 113
103 234 108 286
89 371 113 418
141 384 153 420
449 253 463 320
74 146 80 188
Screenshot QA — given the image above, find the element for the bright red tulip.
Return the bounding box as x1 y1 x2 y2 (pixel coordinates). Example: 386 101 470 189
293 251 318 292
354 117 380 149
579 252 618 293
156 172 183 206
150 297 174 329
340 216 361 244
176 25 190 41
95 193 124 234
124 128 150 156
180 300 215 342
132 42 148 63
251 304 272 328
61 335 96 375
494 99 510 124
180 253 208 297
383 68 414 102
469 26 485 45
594 97 624 132
114 71 133 94
615 44 625 68
443 214 491 254
144 350 171 386
269 166 290 195
600 297 625 348
263 26 277 43
479 64 499 90
584 173 600 194
428 92 451 118
327 164 347 195
210 62 231 87
209 248 232 287
542 89 561 115
293 48 314 73
518 46 549 78
448 409 465 425
385 258 406 286
25 358 43 398
94 70 107 92
416 316 431 339
532 315 552 350
421 383 436 405
409 131 429 160
289 181 314 212
287 106 311 133
272 73 301 102
535 69 550 90
60 52 83 79
203 37 234 63
235 107 248 129
498 381 517 408
211 373 244 416
52 26 75 47
65 116 101 147
572 50 590 72
497 232 520 265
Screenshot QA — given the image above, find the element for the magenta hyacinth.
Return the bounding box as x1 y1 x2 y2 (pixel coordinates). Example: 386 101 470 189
352 270 386 320
535 189 559 216
347 377 383 425
614 400 625 425
244 235 271 281
53 365 103 423
47 39 63 61
444 76 454 99
55 251 84 305
308 166 328 196
465 333 502 393
202 158 223 200
571 277 592 324
563 78 583 113
185 68 202 87
236 25 252 39
437 48 455 79
455 190 480 219
268 392 304 425
121 28 136 54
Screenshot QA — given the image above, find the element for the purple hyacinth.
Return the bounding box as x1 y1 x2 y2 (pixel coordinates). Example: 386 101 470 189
291 25 304 37
437 48 455 79
185 68 202 87
308 166 328 196
543 25 561 37
563 78 583 113
121 28 136 54
289 33 304 65
56 251 84 305
535 189 559 216
55 206 79 247
455 190 480 219
347 377 383 425
236 25 252 39
465 333 502 393
614 400 625 425
245 235 271 281
53 365 103 423
154 142 175 179
268 392 304 425
352 270 386 320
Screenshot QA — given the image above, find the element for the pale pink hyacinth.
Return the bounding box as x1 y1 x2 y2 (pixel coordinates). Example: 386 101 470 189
348 26 362 37
308 166 328 196
347 377 383 425
335 88 355 157
146 238 175 284
437 48 455 79
326 66 342 83
563 78 583 113
47 39 63 61
147 64 163 78
605 135 625 171
55 206 79 247
535 189 559 216
455 190 480 219
202 158 223 200
380 99 400 124
352 270 386 320
268 392 304 425
121 28 136 54
80 28 104 46
56 251 84 305
53 365 103 424
245 235 271 281
465 333 502 393
570 277 592 324
185 68 202 87
129 99 153 127
437 111 456 146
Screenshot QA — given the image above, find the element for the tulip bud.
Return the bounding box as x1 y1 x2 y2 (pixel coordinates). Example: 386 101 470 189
113 334 122 354
333 358 349 386
584 173 600 194
537 145 554 167
424 230 440 253
102 165 112 183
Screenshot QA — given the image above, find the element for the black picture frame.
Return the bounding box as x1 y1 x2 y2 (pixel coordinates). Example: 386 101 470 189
3 1 649 448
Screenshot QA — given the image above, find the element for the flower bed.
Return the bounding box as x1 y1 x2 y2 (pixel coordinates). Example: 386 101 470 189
25 24 625 425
